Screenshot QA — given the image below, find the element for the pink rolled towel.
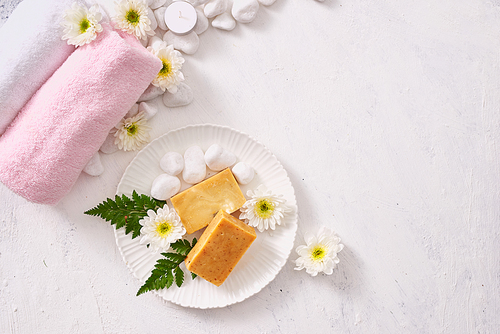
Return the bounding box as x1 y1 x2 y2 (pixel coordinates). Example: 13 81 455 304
0 24 162 205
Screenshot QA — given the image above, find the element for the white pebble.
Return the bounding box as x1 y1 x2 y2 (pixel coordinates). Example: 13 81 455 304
160 151 184 176
147 36 163 48
204 144 236 171
232 0 259 23
100 133 119 154
232 162 254 184
163 30 199 55
212 11 236 31
154 27 167 39
83 152 104 176
204 0 227 18
257 0 276 5
186 0 210 6
124 103 139 119
154 7 168 31
138 101 158 119
162 83 193 107
138 84 164 102
151 174 181 200
183 146 206 184
147 7 158 31
193 8 209 35
149 0 167 9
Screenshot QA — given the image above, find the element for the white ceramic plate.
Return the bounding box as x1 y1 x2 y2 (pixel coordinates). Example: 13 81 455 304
115 124 298 308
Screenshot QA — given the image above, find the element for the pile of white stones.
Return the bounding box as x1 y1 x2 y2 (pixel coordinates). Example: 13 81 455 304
151 143 255 200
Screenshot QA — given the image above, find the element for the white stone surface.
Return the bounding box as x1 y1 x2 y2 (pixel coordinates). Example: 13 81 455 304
82 152 104 176
99 132 119 154
137 84 164 102
204 143 236 171
162 83 193 107
147 7 158 31
124 103 139 118
193 8 209 35
150 173 181 200
231 0 259 23
153 6 168 31
186 0 210 7
231 161 254 184
149 0 167 10
1 0 500 333
160 151 184 176
163 30 199 55
138 101 159 119
182 145 206 184
212 11 236 31
257 0 276 6
204 0 227 18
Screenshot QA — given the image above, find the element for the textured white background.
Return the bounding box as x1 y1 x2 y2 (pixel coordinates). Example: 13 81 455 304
1 0 499 333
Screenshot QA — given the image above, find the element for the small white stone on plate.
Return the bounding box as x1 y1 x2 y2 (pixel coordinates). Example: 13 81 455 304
193 8 209 35
204 144 236 171
232 162 254 184
100 133 119 154
149 0 167 9
257 0 276 5
162 83 193 107
124 103 139 119
232 0 259 23
160 151 184 176
204 0 227 18
163 30 199 55
212 11 236 31
154 7 168 31
183 146 206 184
138 101 158 119
138 84 164 102
151 173 181 200
83 152 104 176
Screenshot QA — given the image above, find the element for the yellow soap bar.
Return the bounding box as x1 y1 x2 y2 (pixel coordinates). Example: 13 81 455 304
185 210 256 286
171 168 246 234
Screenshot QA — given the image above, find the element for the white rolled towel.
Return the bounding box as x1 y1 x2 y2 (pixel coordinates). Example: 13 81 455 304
0 0 78 135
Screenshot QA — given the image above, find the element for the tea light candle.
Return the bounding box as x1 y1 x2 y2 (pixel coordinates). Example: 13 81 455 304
164 1 198 35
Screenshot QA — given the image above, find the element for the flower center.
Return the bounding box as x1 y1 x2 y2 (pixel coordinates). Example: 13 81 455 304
255 199 274 219
156 221 173 237
79 18 90 33
311 246 326 261
126 10 140 26
125 122 138 136
159 59 172 77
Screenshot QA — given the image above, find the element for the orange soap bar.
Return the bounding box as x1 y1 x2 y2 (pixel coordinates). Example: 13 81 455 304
171 168 246 234
185 210 257 286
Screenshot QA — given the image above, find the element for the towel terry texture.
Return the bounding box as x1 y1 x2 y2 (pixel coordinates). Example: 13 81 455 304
0 0 78 135
0 24 162 205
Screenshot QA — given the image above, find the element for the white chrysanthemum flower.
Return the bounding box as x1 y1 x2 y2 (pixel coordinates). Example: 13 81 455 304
139 204 186 253
113 0 154 40
114 111 151 151
61 3 103 47
239 184 289 232
148 42 185 94
294 226 344 276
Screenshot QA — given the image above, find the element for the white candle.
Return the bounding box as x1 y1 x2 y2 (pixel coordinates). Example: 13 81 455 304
164 1 197 35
